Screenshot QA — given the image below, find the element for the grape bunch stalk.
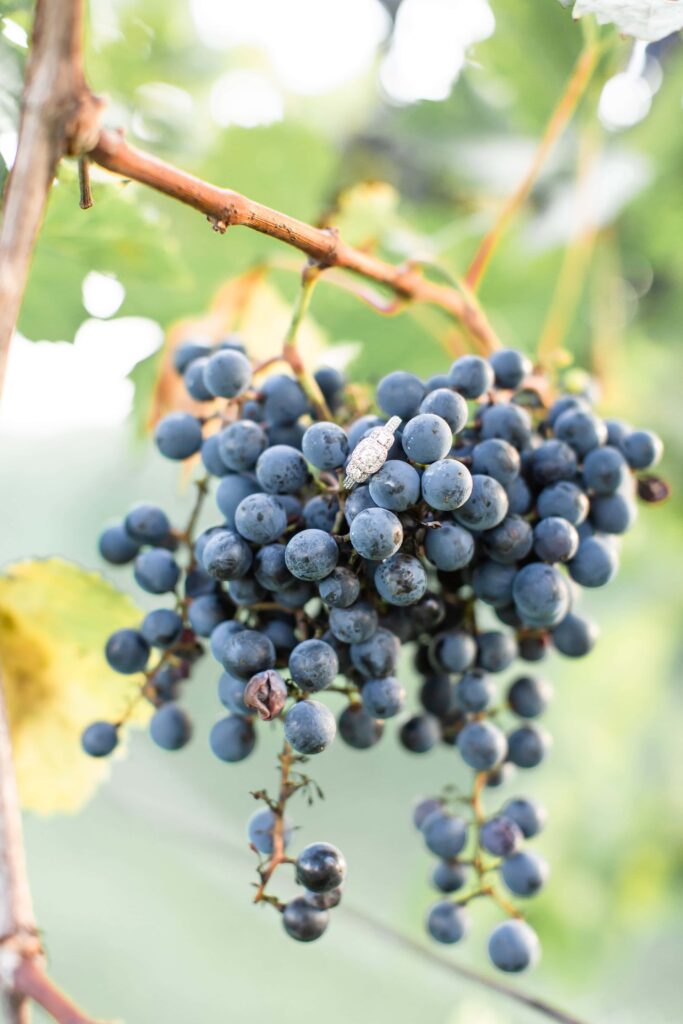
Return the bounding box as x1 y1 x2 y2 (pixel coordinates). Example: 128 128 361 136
84 320 665 972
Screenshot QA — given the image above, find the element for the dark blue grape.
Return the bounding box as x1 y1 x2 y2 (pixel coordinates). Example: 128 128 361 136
548 394 588 426
187 593 230 636
256 444 309 494
480 815 523 857
621 428 663 469
284 700 336 754
329 602 378 644
252 544 293 592
507 724 551 768
183 358 213 401
234 493 288 544
424 521 475 571
477 631 518 672
105 628 149 673
590 493 637 534
303 494 339 532
568 535 619 587
209 621 244 664
218 672 253 715
285 529 339 581
222 629 276 679
124 504 170 545
347 414 383 450
501 851 549 897
261 617 297 658
583 445 627 495
272 580 314 609
483 516 533 565
420 673 457 717
350 627 399 678
314 365 345 411
318 567 360 608
134 548 180 594
421 811 468 857
141 608 183 648
506 475 532 515
457 720 507 770
266 421 305 449
368 460 421 511
203 349 251 398
488 920 540 972
401 413 452 464
480 403 532 449
502 797 547 838
455 670 495 712
472 561 517 608
282 898 329 942
507 675 553 718
302 421 349 470
421 459 473 511
489 348 532 389
350 507 403 560
376 370 425 418
201 434 231 477
448 355 494 399
426 901 470 944
530 440 577 486
296 842 346 893
419 388 468 433
247 808 293 854
374 554 427 606
399 714 440 753
533 516 579 563
209 714 256 761
512 562 570 627
215 473 260 527
361 676 406 718
552 611 598 657
453 474 508 531
413 797 444 829
150 703 192 750
472 439 520 487
228 577 265 606
81 721 118 757
218 420 268 472
344 485 378 525
554 408 607 456
202 529 253 580
173 339 211 373
261 374 308 425
430 630 476 673
99 523 140 565
432 861 467 893
537 481 589 525
289 639 339 692
338 704 383 749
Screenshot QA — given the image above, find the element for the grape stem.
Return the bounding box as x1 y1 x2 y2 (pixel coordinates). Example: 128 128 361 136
252 742 300 910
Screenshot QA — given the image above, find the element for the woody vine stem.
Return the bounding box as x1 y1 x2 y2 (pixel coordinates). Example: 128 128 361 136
0 0 601 1021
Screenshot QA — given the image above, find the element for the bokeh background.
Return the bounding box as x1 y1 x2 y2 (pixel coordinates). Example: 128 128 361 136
0 1 682 1022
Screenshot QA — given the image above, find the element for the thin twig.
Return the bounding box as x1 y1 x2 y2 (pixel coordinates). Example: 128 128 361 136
464 37 600 292
77 155 93 209
87 130 500 355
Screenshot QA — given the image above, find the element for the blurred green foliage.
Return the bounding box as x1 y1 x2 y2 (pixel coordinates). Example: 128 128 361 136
1 0 682 1021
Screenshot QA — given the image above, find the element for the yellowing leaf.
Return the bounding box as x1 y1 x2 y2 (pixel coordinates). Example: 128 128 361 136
0 559 150 814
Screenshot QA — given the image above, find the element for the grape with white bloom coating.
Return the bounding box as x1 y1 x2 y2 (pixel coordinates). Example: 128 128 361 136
284 700 337 754
285 529 339 581
302 421 349 469
457 720 507 771
374 554 427 606
155 412 203 460
350 507 403 560
362 676 406 719
488 920 540 972
289 639 339 692
421 459 473 511
426 901 470 944
453 474 509 531
401 413 452 464
501 851 550 897
209 715 256 761
369 460 421 511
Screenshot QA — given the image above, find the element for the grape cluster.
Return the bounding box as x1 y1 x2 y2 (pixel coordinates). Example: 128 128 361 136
86 332 664 965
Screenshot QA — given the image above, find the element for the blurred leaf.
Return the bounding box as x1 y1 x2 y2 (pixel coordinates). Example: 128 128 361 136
327 180 401 249
0 559 149 814
18 167 187 341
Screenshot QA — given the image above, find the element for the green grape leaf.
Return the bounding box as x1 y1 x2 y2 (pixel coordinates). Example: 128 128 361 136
0 558 150 814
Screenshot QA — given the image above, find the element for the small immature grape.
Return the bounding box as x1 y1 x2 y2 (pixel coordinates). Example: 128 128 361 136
426 901 470 944
295 842 347 893
338 704 384 749
81 721 118 757
501 851 550 897
488 920 540 973
150 704 192 751
209 715 256 761
105 628 149 674
282 899 329 942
